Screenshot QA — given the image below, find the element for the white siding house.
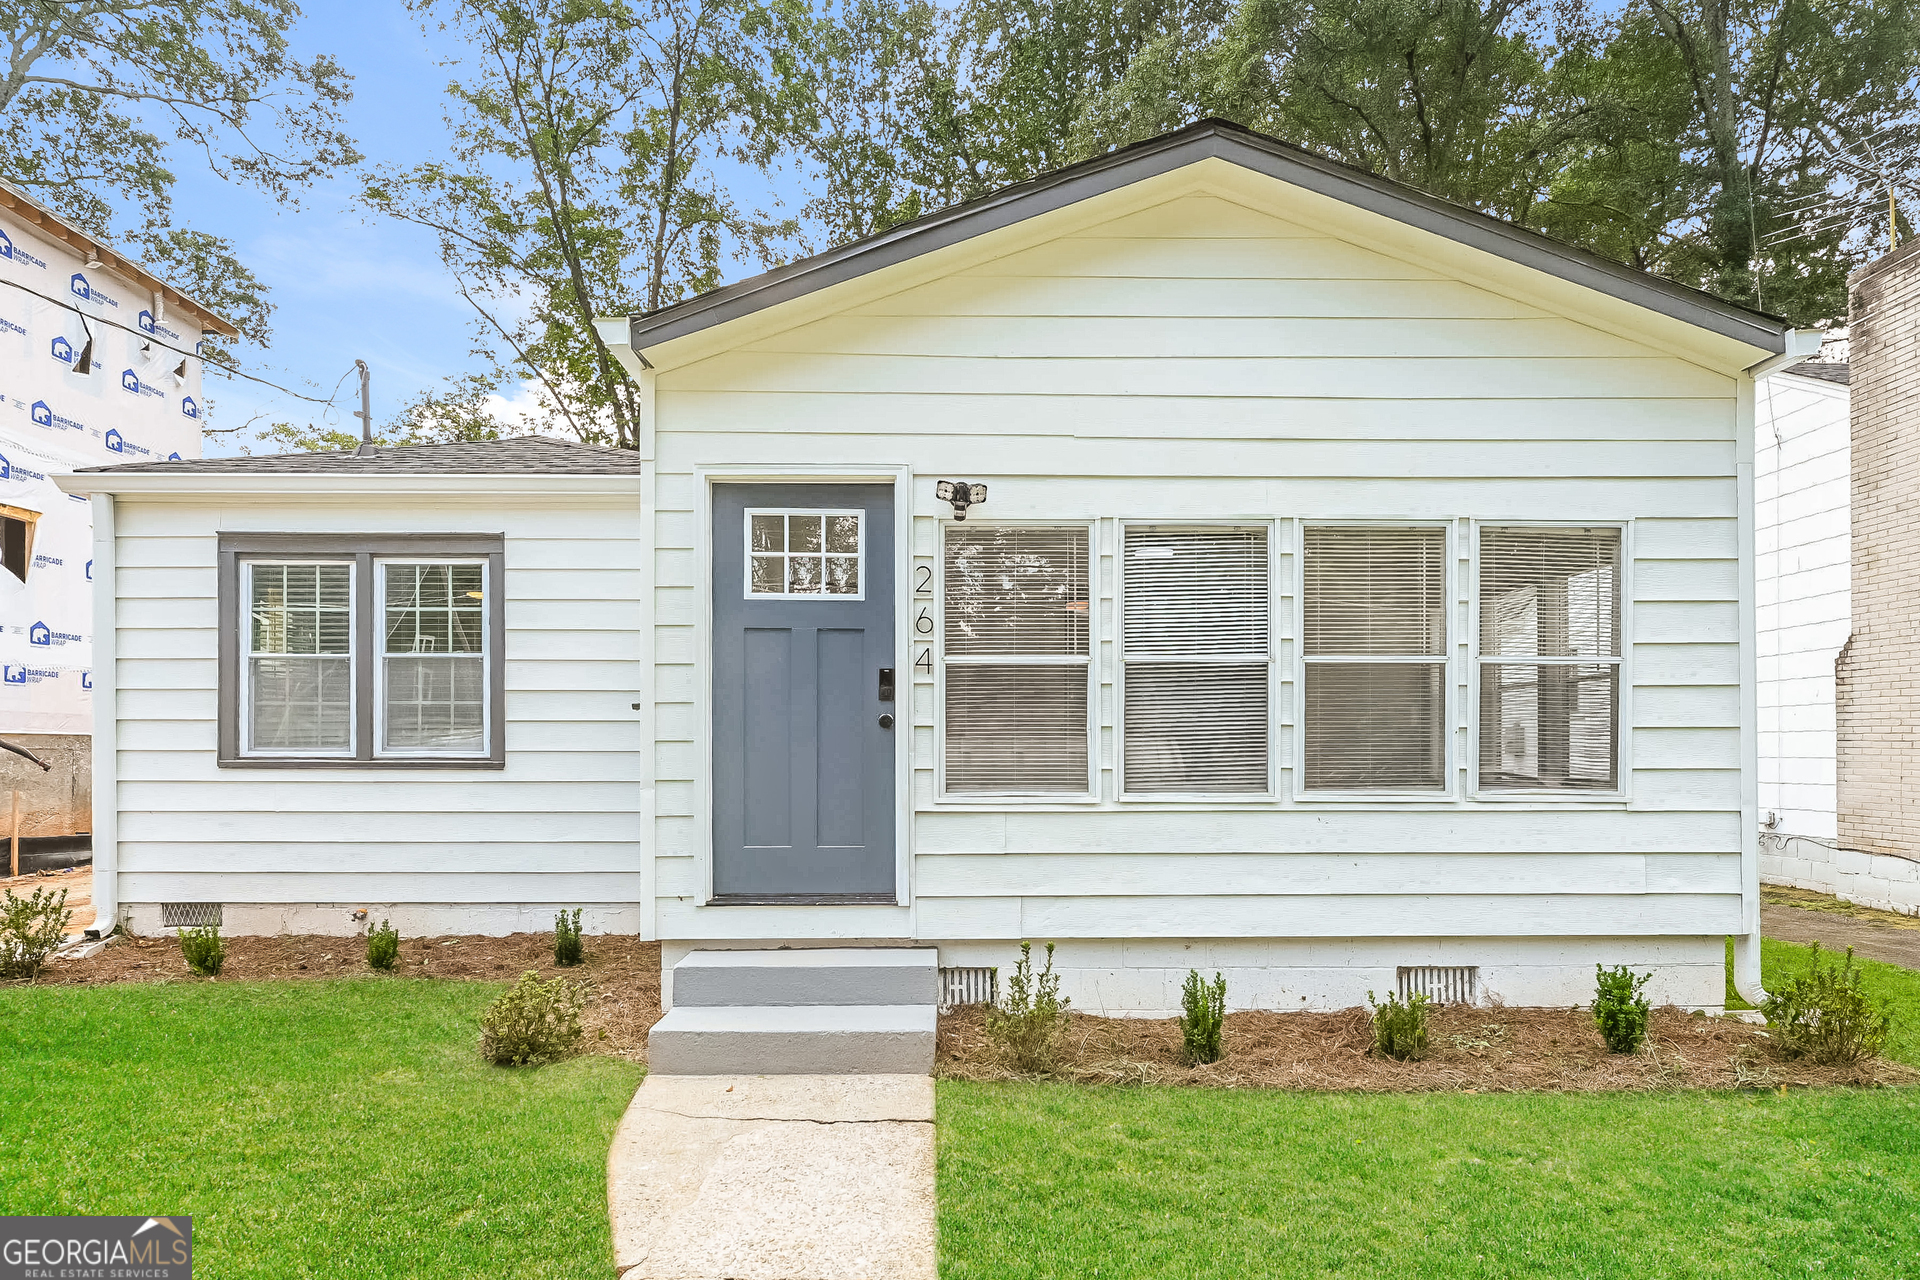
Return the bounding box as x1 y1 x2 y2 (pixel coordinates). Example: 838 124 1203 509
65 122 1811 1012
1754 360 1851 888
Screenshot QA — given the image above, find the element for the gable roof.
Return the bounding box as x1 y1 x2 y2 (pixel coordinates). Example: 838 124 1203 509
628 118 1789 358
74 435 642 475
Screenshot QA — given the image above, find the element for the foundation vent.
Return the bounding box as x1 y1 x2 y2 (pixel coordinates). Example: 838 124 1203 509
939 967 997 1012
161 902 224 929
1398 965 1477 1006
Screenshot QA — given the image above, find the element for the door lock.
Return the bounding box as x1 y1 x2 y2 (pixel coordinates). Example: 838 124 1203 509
878 667 895 702
878 713 895 730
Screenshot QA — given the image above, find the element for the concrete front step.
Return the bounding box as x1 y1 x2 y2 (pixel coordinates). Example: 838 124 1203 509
647 1004 937 1075
673 946 939 1008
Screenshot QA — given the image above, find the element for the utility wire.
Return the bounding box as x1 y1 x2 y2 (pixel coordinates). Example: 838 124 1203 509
0 273 356 409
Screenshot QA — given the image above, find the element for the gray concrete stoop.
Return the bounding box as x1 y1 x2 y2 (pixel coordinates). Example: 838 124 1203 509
648 949 938 1076
607 1074 936 1280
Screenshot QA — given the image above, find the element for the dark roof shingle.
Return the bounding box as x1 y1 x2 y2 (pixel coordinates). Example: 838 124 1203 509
77 435 643 475
1787 361 1851 387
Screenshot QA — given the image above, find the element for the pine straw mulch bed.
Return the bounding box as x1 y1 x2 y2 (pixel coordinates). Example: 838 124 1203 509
31 932 664 1063
936 1003 1918 1092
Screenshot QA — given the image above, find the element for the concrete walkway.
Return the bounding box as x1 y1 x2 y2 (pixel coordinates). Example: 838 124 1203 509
607 1074 936 1280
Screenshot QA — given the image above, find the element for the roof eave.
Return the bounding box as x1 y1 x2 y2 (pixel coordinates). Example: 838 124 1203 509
54 471 644 497
0 183 242 338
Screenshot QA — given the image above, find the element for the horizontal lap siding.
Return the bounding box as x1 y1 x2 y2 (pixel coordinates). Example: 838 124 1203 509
651 191 1744 940
111 497 646 905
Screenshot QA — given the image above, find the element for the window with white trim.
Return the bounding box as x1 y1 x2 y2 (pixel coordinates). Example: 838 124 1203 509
1477 526 1621 791
245 561 354 755
1122 526 1269 792
1302 526 1448 791
379 561 489 755
943 525 1091 793
220 534 503 767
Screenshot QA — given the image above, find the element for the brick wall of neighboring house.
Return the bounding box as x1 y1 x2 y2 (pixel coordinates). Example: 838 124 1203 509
1836 238 1920 902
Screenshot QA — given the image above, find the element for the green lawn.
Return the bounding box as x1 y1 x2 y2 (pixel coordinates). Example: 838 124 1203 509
0 978 644 1278
941 940 1920 1279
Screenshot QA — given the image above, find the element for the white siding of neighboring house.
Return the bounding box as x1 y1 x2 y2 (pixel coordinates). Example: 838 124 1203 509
103 490 647 936
645 180 1754 1012
1755 372 1850 858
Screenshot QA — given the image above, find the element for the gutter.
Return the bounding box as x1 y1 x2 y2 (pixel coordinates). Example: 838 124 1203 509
1745 329 1824 379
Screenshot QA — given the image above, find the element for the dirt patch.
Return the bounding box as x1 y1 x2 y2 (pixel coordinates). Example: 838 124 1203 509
936 1003 1916 1092
32 931 664 1062
1763 884 1920 928
1 865 92 928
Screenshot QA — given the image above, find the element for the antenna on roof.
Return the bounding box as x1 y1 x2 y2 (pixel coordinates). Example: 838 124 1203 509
353 359 374 456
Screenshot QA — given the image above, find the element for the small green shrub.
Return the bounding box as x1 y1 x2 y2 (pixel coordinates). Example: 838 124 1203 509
366 919 400 971
1592 964 1653 1054
553 908 584 967
1368 990 1429 1061
1 886 71 980
1180 969 1227 1065
984 942 1071 1074
1762 943 1892 1066
178 923 225 977
481 971 586 1066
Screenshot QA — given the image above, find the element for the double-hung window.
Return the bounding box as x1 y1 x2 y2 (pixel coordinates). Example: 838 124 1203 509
1477 526 1621 791
942 525 1091 794
1302 526 1449 791
219 534 504 767
1122 525 1270 792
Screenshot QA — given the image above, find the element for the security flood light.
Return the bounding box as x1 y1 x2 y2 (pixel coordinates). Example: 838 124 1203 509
935 480 988 520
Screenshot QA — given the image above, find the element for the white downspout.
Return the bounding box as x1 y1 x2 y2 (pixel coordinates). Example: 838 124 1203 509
1728 330 1820 1003
85 491 118 938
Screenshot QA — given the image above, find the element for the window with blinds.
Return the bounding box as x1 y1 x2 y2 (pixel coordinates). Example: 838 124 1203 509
1302 526 1449 791
1122 526 1269 792
944 525 1091 793
1478 527 1621 791
246 561 354 755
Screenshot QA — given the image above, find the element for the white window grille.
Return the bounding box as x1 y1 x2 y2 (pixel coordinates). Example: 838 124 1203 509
943 525 1091 794
1302 526 1449 791
1122 526 1270 792
378 561 489 756
244 561 354 755
1477 527 1622 791
745 509 863 598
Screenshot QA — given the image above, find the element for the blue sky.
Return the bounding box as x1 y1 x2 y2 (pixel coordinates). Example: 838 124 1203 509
175 2 795 455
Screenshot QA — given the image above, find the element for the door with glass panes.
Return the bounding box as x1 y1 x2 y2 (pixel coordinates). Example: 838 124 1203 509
710 483 896 900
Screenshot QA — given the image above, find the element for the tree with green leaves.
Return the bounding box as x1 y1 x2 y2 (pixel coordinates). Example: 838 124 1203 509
0 0 358 348
365 0 791 448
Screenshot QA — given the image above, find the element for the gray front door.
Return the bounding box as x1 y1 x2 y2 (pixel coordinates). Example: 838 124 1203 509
711 483 896 900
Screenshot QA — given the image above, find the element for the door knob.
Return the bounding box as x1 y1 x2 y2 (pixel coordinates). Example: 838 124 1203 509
878 713 895 730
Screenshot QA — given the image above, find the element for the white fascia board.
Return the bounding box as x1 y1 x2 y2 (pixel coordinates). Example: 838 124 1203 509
52 472 643 499
594 315 653 381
